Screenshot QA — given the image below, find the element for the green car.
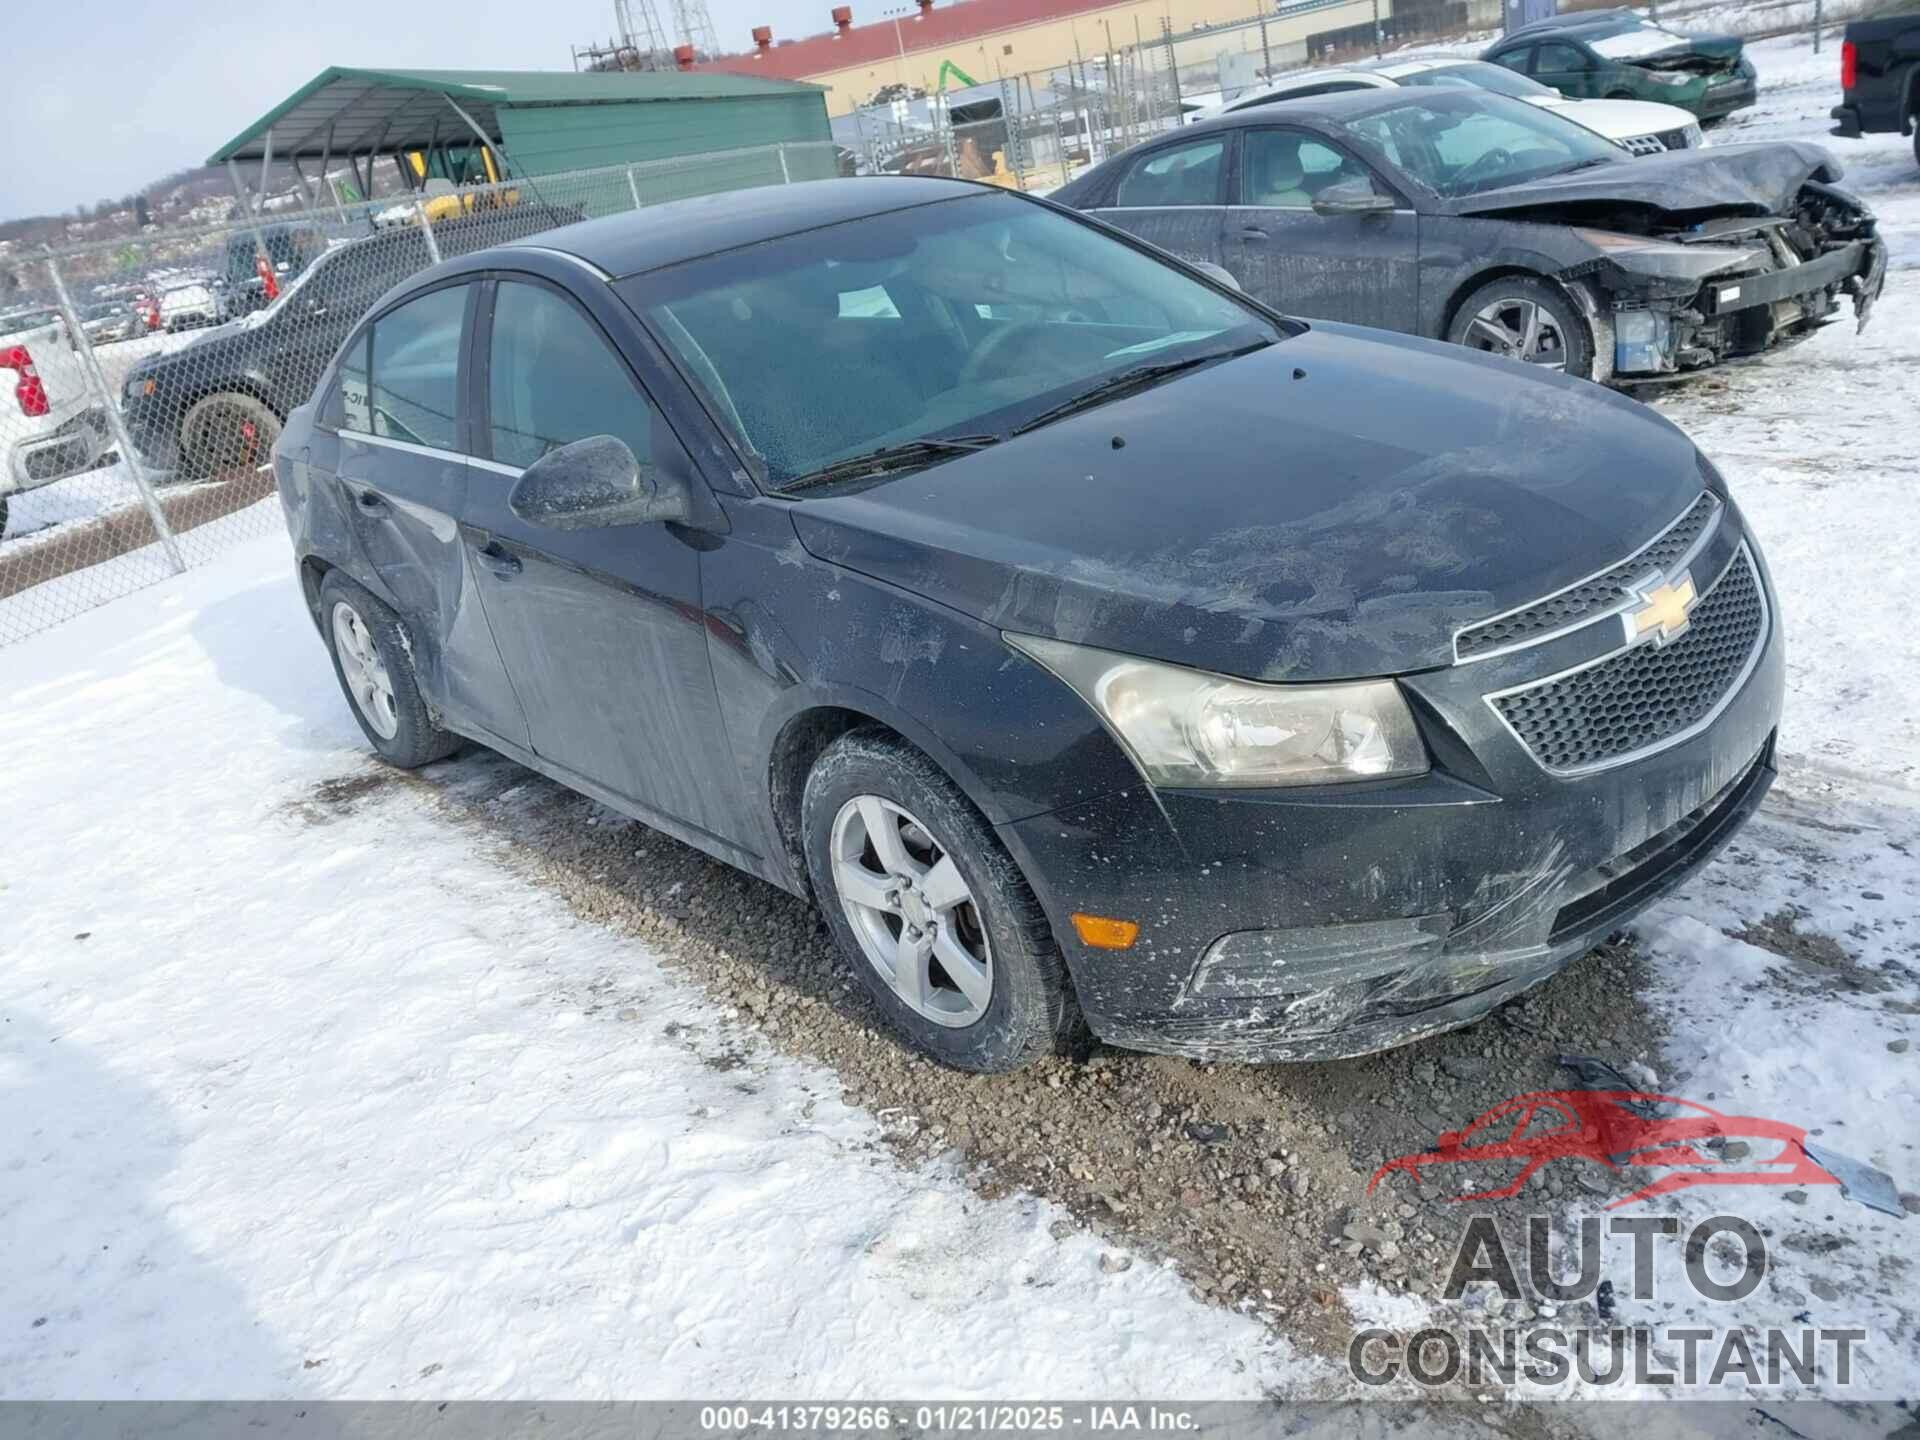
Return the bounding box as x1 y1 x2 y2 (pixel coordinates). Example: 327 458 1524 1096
1483 12 1757 123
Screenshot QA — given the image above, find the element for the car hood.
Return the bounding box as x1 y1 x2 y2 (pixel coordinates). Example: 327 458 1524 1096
1452 141 1838 220
1528 94 1698 141
790 329 1706 683
1590 26 1743 65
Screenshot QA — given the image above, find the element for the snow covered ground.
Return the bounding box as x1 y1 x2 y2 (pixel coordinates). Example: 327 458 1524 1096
0 542 1320 1401
2 29 1915 1413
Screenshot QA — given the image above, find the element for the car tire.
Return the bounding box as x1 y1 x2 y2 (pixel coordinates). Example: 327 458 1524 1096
317 570 461 769
0 496 9 538
1447 275 1595 380
179 392 281 479
801 728 1078 1073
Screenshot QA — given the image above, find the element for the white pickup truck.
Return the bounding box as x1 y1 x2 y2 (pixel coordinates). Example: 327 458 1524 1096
0 313 116 538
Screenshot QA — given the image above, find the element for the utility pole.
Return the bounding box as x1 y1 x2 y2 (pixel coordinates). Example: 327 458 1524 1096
1161 16 1182 122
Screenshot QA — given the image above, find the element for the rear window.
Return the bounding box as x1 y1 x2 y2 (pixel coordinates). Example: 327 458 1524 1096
1394 61 1555 99
1114 138 1226 207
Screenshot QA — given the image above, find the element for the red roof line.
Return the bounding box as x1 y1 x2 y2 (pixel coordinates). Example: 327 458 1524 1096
693 0 1133 83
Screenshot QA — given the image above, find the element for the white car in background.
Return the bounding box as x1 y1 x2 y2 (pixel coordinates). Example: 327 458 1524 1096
157 281 223 332
0 314 113 538
1189 57 1702 155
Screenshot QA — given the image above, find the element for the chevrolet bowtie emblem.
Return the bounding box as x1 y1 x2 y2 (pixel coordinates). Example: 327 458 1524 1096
1624 573 1698 646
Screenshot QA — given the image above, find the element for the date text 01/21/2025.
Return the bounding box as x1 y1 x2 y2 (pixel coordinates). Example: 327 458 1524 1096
696 1405 1201 1431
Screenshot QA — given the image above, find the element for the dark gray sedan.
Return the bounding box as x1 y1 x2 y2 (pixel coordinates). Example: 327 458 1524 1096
1052 88 1885 384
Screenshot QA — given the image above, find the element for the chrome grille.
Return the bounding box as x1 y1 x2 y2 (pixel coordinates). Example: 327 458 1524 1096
1455 493 1720 661
1490 549 1766 774
1621 133 1666 157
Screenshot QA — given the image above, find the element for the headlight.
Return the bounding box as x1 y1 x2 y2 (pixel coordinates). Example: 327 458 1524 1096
1006 634 1429 788
1643 70 1693 87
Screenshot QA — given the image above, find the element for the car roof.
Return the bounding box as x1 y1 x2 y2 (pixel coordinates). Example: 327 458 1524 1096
1375 58 1463 76
493 176 989 280
1220 69 1390 106
1503 10 1639 39
1186 83 1458 131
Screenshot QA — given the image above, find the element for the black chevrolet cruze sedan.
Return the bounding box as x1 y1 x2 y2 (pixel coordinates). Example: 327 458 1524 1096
271 176 1784 1073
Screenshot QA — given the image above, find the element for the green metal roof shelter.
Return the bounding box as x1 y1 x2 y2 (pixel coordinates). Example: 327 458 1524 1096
209 66 833 203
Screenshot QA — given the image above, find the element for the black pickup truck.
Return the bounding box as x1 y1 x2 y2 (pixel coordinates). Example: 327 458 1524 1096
1831 9 1920 164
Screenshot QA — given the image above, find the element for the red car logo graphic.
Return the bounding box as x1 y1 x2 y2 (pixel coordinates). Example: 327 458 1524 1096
1368 1090 1842 1209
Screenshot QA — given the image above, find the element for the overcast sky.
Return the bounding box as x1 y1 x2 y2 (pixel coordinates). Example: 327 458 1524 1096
9 0 851 220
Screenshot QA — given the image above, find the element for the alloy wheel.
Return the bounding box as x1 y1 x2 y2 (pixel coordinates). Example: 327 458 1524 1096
331 600 400 740
830 795 993 1028
1462 297 1569 369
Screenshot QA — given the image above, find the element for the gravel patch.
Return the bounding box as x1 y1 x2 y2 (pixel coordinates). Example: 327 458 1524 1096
362 749 1674 1365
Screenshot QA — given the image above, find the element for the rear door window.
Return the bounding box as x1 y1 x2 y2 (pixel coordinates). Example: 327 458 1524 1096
367 285 467 449
486 279 654 471
1532 42 1594 74
1113 137 1227 207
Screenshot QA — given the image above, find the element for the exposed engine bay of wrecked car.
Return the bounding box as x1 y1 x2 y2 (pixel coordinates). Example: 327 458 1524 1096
1461 146 1887 381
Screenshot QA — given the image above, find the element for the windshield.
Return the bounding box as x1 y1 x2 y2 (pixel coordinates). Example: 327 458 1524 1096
1342 91 1623 197
621 192 1282 489
1395 61 1557 101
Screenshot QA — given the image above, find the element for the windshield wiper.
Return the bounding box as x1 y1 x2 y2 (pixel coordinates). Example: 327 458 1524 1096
776 434 1002 494
1010 340 1270 437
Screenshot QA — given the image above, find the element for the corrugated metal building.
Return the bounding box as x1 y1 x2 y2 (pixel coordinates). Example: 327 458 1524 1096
209 67 833 180
695 0 1387 115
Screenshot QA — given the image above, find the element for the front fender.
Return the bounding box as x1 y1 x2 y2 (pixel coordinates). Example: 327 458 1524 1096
699 510 1147 885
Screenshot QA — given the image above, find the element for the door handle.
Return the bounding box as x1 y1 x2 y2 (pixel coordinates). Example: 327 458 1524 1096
1235 224 1269 238
354 489 388 514
474 540 522 578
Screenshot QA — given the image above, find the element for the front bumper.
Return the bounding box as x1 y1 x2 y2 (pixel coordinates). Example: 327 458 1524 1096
1693 71 1757 120
1607 234 1887 378
999 510 1785 1062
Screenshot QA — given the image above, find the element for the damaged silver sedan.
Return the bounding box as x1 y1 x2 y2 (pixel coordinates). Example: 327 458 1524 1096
1054 88 1886 385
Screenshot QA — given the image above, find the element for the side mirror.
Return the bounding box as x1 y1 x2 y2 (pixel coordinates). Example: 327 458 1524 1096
1190 260 1242 292
1312 180 1395 217
508 435 691 530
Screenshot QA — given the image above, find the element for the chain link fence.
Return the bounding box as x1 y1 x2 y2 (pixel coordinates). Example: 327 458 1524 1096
830 2 1425 193
0 140 836 647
